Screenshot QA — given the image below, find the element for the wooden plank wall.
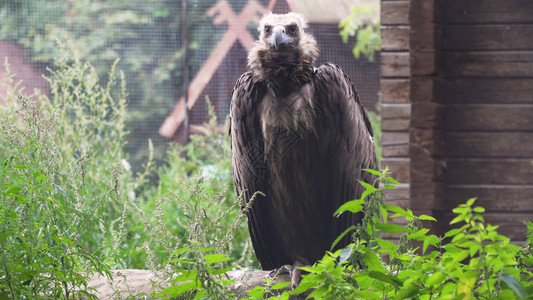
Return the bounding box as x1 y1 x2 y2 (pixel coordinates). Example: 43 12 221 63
437 0 533 241
381 0 410 210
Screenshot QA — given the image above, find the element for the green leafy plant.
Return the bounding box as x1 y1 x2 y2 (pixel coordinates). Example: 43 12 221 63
281 168 533 299
0 44 134 297
339 3 381 62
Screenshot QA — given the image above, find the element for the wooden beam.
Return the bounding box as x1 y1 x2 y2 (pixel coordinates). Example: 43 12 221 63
444 0 533 24
443 51 533 77
382 119 410 131
383 144 409 157
381 26 409 51
382 131 409 145
381 103 410 119
445 158 533 185
440 212 531 241
381 1 410 25
444 25 533 51
381 52 410 77
443 184 533 212
381 79 410 103
444 104 533 131
445 132 533 158
382 158 410 183
440 78 533 104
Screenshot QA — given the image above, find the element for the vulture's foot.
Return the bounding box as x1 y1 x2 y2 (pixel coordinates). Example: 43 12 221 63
268 265 291 278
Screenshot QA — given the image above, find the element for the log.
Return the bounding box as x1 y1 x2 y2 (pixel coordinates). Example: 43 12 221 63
86 269 294 300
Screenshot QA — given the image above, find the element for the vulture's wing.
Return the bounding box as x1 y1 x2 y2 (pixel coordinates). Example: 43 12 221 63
230 71 281 269
313 62 378 245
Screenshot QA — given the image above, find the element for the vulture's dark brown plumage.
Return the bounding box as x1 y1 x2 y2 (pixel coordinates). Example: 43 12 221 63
230 13 377 271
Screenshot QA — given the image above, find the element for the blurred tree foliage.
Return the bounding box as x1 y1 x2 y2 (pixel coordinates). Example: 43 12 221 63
0 0 261 170
339 3 380 62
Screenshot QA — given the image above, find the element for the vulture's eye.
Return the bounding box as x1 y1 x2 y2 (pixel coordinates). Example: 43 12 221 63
264 25 272 34
288 24 298 34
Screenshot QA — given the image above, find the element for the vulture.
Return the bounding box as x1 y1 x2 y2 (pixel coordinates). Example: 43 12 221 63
230 12 377 285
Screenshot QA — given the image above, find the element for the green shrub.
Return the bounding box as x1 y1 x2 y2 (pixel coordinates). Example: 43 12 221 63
0 45 132 297
284 169 533 300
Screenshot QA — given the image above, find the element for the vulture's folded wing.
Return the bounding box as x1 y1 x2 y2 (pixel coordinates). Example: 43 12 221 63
230 71 281 269
313 62 379 246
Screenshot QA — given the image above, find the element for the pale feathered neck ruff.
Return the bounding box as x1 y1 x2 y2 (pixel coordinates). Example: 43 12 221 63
247 13 319 91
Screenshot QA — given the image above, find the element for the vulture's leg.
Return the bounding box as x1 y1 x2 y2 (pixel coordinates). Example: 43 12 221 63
290 260 306 289
267 261 307 289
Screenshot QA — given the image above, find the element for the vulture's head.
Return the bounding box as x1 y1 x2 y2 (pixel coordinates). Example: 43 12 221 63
248 13 319 80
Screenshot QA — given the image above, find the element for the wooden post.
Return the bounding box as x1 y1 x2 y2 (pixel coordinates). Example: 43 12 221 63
380 0 411 215
408 0 444 234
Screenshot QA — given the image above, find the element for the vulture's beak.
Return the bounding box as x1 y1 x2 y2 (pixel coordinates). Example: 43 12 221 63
269 25 294 49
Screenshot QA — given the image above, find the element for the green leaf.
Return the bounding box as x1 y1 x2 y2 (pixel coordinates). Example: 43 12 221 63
169 270 197 282
501 272 527 298
473 206 485 213
444 228 462 237
368 271 402 287
423 235 441 254
271 282 291 290
384 204 407 217
419 215 437 222
335 199 364 216
358 180 377 194
203 253 230 265
207 266 232 275
246 286 264 298
386 176 401 186
339 245 354 264
407 228 430 241
331 225 355 250
156 281 197 297
466 198 477 207
376 238 398 252
363 248 386 272
362 168 381 176
426 271 446 288
450 215 465 225
171 247 190 255
375 223 410 234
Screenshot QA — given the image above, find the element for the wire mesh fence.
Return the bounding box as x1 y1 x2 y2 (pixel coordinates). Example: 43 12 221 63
0 0 379 170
